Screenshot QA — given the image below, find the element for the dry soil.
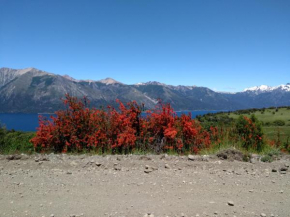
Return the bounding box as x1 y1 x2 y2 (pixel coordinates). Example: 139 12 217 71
0 153 289 217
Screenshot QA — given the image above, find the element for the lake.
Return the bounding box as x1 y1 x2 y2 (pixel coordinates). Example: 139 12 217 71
0 111 222 132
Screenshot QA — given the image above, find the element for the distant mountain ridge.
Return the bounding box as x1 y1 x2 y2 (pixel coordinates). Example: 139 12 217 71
243 84 290 93
0 67 289 113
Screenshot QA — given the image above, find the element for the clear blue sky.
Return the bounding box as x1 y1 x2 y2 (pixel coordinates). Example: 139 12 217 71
0 0 289 92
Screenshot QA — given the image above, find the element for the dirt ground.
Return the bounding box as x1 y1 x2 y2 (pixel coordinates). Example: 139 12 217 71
0 153 289 217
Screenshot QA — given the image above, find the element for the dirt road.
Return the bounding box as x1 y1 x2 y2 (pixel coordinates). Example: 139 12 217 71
0 154 289 217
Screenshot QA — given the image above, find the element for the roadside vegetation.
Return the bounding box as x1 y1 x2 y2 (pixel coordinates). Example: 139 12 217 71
0 125 35 154
29 94 282 156
197 106 290 154
1 95 289 157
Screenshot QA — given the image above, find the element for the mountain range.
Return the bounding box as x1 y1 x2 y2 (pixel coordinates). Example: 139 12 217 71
0 67 289 113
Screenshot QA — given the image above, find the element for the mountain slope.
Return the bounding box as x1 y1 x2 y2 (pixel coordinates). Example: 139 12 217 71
0 68 157 112
0 67 290 113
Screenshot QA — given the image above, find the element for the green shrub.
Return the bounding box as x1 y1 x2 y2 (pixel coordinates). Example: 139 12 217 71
0 127 35 154
264 122 271 126
261 155 273 162
273 120 285 126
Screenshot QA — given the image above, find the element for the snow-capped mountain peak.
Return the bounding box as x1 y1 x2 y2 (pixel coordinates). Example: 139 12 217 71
280 84 290 91
244 84 290 93
134 81 167 86
244 85 273 92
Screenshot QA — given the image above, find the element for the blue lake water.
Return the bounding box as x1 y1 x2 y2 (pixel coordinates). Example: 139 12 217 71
0 111 222 132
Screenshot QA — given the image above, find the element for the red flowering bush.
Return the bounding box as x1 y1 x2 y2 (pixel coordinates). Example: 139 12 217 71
31 94 219 154
179 114 212 153
236 115 264 151
31 94 144 153
142 102 179 152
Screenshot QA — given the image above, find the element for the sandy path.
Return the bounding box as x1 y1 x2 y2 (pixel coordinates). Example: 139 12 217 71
0 154 289 217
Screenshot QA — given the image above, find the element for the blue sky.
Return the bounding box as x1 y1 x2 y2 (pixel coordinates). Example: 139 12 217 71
0 0 289 92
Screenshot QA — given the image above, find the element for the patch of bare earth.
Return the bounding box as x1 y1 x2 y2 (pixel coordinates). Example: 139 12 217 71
0 154 289 217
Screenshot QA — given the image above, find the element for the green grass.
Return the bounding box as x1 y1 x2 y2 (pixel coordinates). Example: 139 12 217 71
227 107 290 126
213 108 290 144
263 126 290 141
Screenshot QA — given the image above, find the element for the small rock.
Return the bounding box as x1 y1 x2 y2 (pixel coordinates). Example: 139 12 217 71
114 163 121 171
35 156 49 162
272 168 277 172
160 154 168 160
188 155 199 161
67 171 72 175
144 165 157 173
164 164 171 169
250 158 257 164
140 156 152 161
279 167 288 172
260 213 267 217
227 201 234 206
95 162 102 167
201 155 209 162
217 149 244 161
70 161 78 166
280 171 287 174
7 155 22 161
144 213 154 217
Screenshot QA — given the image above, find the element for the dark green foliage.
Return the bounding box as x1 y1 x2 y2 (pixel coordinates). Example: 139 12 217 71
198 114 234 128
264 122 271 126
0 125 35 154
283 136 290 153
273 120 285 126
